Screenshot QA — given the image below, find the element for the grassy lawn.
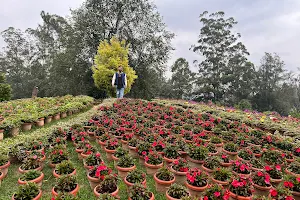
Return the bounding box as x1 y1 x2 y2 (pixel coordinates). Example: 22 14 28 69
0 138 166 199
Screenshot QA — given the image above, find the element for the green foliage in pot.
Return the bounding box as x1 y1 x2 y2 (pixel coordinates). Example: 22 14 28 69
265 165 282 179
117 154 135 168
50 146 69 164
13 182 40 200
188 145 208 161
238 149 253 161
163 145 180 159
113 147 128 158
250 159 264 169
20 155 41 170
167 183 189 199
210 136 222 144
229 176 253 197
128 138 138 147
223 142 238 153
126 169 146 184
262 150 284 164
156 167 174 181
137 141 152 156
55 160 75 175
207 144 217 153
85 152 102 167
20 170 42 181
0 154 9 166
287 162 300 174
95 174 119 194
186 168 208 187
53 193 79 200
172 158 189 172
213 168 232 182
129 184 152 200
145 151 163 165
95 127 107 137
54 175 77 193
252 171 271 187
203 184 230 200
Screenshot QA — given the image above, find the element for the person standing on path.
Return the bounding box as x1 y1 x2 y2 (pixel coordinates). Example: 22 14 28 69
112 66 127 98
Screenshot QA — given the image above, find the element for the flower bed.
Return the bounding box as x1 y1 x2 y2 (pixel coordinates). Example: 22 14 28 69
1 98 300 199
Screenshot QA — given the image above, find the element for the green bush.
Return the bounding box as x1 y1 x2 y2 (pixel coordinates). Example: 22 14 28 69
0 73 12 101
236 99 252 110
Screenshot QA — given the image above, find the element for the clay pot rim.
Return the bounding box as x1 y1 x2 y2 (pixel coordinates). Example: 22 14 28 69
104 147 117 153
94 185 119 197
0 160 11 169
222 149 238 155
185 181 208 191
128 145 137 150
18 172 44 184
144 161 163 169
166 190 191 200
186 156 204 164
52 183 79 196
12 189 42 200
53 168 76 178
202 164 214 173
253 183 272 190
18 165 42 174
116 165 136 172
170 165 188 176
153 172 175 185
211 177 229 185
124 176 146 187
229 191 253 200
87 172 102 182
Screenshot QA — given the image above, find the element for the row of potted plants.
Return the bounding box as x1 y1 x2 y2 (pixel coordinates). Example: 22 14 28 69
0 95 94 140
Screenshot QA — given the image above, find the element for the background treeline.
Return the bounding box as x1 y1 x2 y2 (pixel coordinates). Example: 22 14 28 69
0 1 299 116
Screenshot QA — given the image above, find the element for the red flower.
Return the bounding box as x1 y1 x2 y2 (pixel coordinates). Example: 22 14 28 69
296 177 300 183
240 164 245 172
257 171 264 177
270 188 278 197
222 154 227 159
145 156 149 162
232 180 240 188
286 196 294 200
186 173 195 183
265 166 272 171
214 191 221 197
296 148 300 153
142 151 147 156
203 196 208 200
59 150 63 155
284 181 294 188
95 153 101 158
152 142 157 147
275 165 281 171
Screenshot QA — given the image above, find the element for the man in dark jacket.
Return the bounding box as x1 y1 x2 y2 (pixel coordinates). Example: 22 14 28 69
111 66 127 98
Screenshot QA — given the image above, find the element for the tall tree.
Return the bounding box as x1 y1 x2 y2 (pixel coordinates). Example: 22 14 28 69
72 0 174 99
170 58 194 99
192 11 251 103
253 52 288 111
0 73 12 101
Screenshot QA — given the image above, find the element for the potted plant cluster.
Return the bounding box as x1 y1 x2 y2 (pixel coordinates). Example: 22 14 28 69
185 168 208 197
154 167 175 193
94 175 119 198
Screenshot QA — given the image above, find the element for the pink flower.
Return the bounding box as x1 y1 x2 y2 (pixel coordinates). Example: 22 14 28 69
286 196 294 200
265 174 270 184
284 181 294 188
145 156 149 162
173 160 179 165
232 180 240 188
95 153 101 158
214 192 221 197
222 154 227 159
296 177 300 182
142 151 147 156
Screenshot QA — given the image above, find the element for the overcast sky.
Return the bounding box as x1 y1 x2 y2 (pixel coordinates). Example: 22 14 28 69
1 0 300 74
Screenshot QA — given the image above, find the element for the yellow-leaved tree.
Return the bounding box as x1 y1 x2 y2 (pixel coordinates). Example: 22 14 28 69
92 37 137 97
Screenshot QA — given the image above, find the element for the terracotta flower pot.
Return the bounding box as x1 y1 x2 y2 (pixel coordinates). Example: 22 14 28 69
129 192 154 200
163 156 179 164
201 165 214 175
36 118 45 127
128 146 138 158
10 127 19 137
254 153 262 158
81 152 91 160
18 172 44 187
116 165 136 179
220 162 232 167
18 165 43 174
12 190 42 200
232 171 251 179
139 156 145 166
270 178 282 187
26 147 45 155
185 181 208 198
45 116 52 124
170 166 187 185
0 161 11 177
52 184 79 197
21 123 32 131
229 191 253 200
253 183 272 196
166 190 191 200
222 149 238 160
121 139 129 151
211 177 229 187
215 143 224 152
0 129 3 140
292 190 300 199
124 176 147 190
53 169 76 178
144 161 163 176
104 148 116 162
285 168 300 178
112 154 119 167
187 156 204 169
61 112 67 118
87 173 101 190
251 166 264 172
98 140 106 150
286 157 295 163
53 113 61 120
153 172 175 194
93 185 119 198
